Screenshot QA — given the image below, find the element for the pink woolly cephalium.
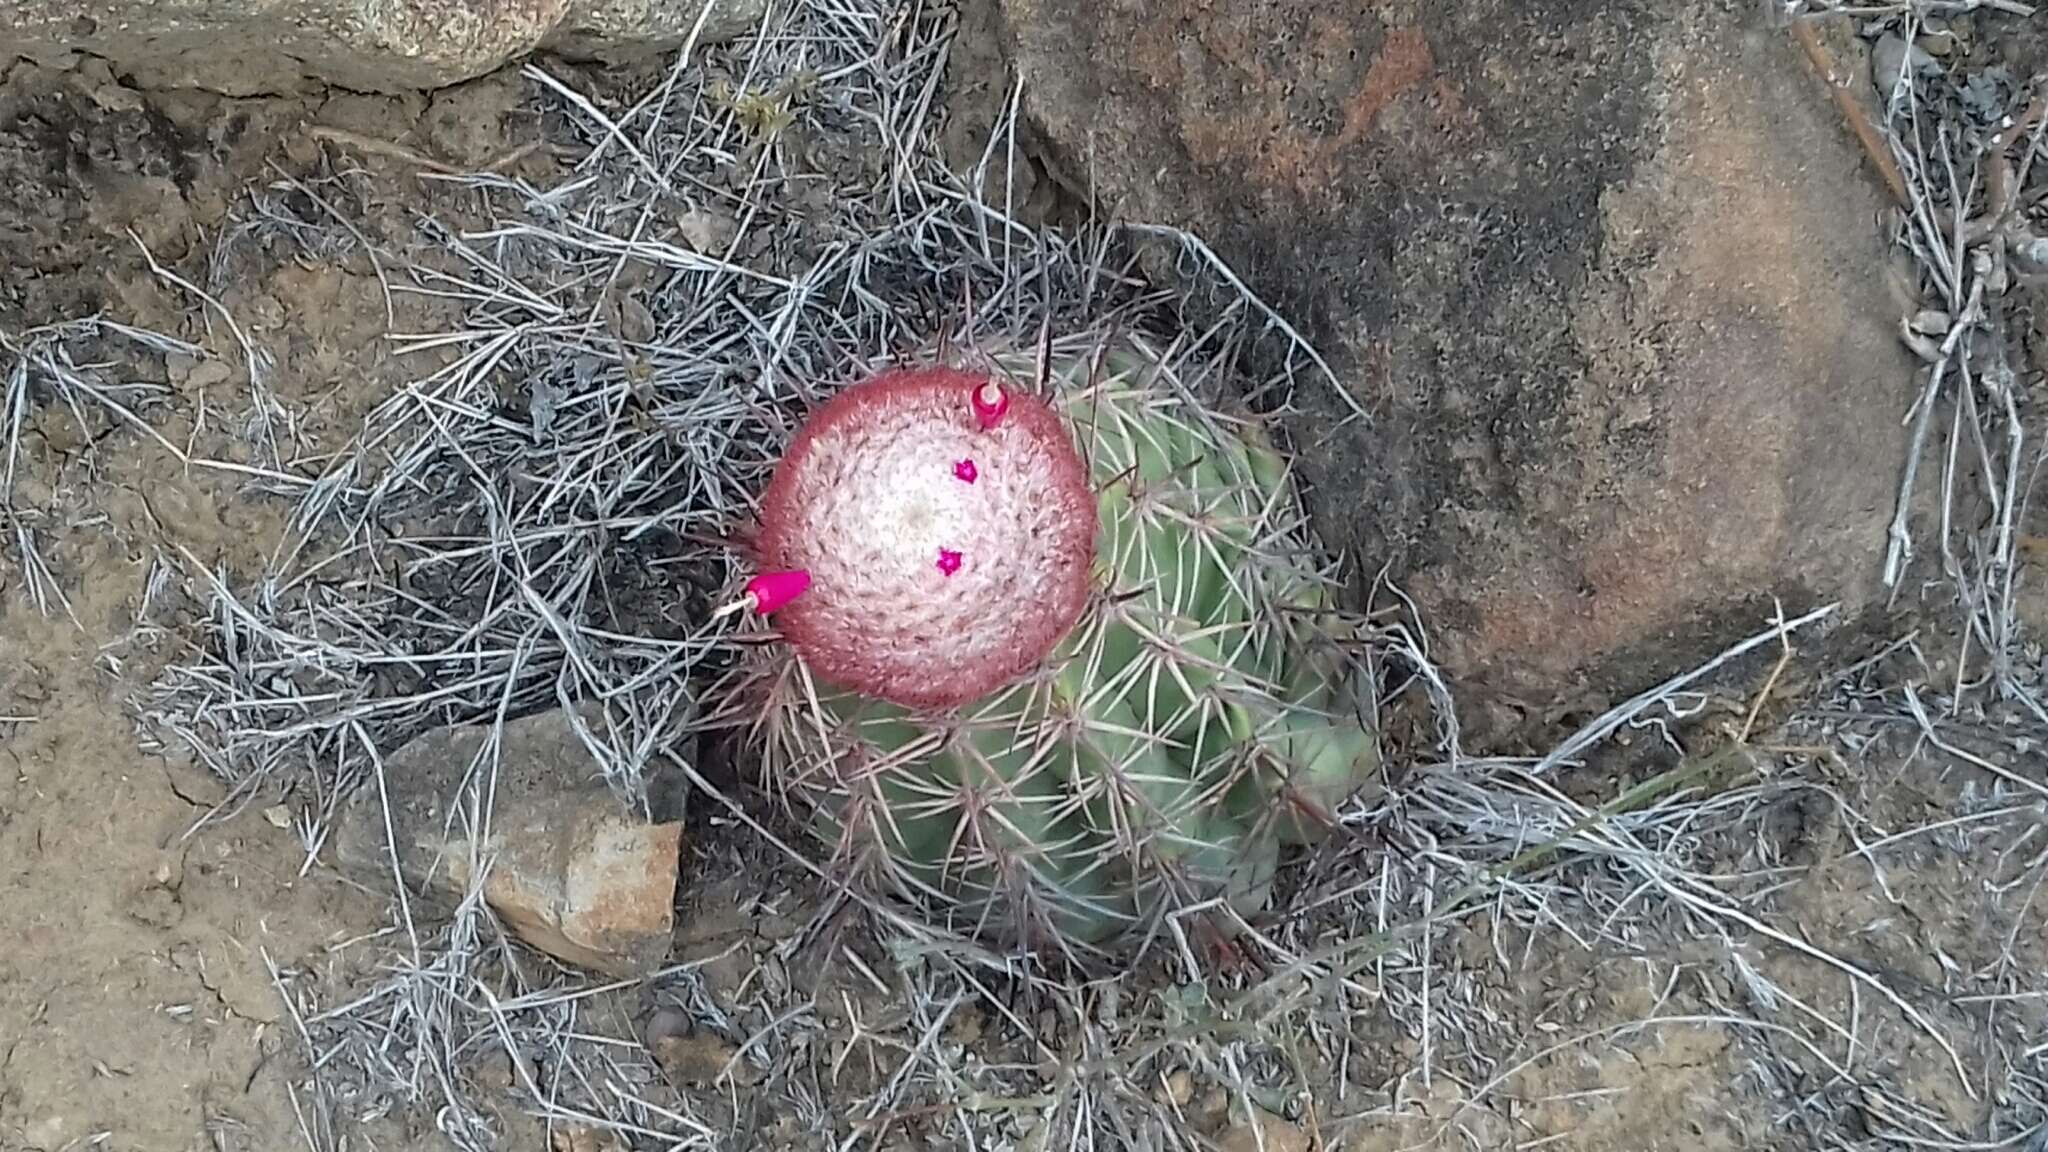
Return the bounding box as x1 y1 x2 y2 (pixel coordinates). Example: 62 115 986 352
752 367 1098 711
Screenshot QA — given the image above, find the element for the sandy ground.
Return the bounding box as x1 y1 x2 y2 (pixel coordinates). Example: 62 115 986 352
0 59 551 1151
2 17 2045 1152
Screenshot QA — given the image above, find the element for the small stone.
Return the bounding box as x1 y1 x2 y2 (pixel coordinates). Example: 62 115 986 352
1981 246 2012 296
946 1003 985 1046
1872 34 1939 100
643 1005 693 1047
653 1031 749 1087
1160 1069 1195 1108
421 73 523 167
1908 309 1952 336
677 210 738 254
330 705 683 978
1915 31 1957 58
617 295 656 345
263 804 293 829
551 1126 625 1152
281 128 323 168
449 809 680 977
2011 235 2048 276
1219 1109 1311 1152
184 360 235 391
2016 538 2048 640
471 1050 517 1093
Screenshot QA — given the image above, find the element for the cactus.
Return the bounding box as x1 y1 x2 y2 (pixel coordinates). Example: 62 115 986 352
730 333 1381 957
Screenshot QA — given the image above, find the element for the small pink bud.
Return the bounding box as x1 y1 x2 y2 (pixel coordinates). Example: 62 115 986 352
953 458 978 483
936 548 963 577
746 568 811 614
970 381 1009 430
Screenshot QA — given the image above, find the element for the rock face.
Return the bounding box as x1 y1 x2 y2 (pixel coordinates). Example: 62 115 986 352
987 0 1918 733
544 0 765 61
3 0 767 95
331 706 683 978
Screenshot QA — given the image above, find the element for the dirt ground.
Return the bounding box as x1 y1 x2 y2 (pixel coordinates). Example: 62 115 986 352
0 56 571 1152
2 15 2045 1152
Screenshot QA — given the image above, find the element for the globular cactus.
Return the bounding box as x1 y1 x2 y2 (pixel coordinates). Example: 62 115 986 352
728 332 1381 957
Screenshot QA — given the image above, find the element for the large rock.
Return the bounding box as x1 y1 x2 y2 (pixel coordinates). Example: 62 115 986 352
331 705 683 978
986 0 1919 734
3 0 768 95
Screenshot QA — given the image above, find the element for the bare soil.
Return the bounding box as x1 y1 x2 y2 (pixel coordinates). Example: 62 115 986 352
0 56 568 1152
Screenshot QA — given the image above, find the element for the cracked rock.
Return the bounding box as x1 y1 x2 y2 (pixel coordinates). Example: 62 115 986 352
985 0 1918 743
331 704 683 979
2 0 769 96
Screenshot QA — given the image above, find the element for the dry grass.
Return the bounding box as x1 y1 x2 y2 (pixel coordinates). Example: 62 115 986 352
2 0 2044 1149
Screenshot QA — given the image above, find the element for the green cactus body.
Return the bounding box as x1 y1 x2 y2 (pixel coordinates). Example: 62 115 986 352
744 336 1381 954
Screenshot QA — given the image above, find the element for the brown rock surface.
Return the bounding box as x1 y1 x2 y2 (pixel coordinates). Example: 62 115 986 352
3 0 767 96
332 705 682 978
987 0 1919 733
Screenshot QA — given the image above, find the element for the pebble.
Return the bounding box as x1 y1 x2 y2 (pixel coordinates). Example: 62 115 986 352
184 359 236 391
1915 31 1958 58
550 1126 625 1152
1908 309 1952 336
652 1030 752 1087
643 1005 693 1048
2011 235 2048 276
946 1003 985 1046
1160 1068 1195 1108
1871 34 1939 101
328 705 684 978
1219 1108 1312 1152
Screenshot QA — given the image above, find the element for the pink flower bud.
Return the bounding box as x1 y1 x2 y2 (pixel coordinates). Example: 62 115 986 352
970 381 1009 430
746 569 811 614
